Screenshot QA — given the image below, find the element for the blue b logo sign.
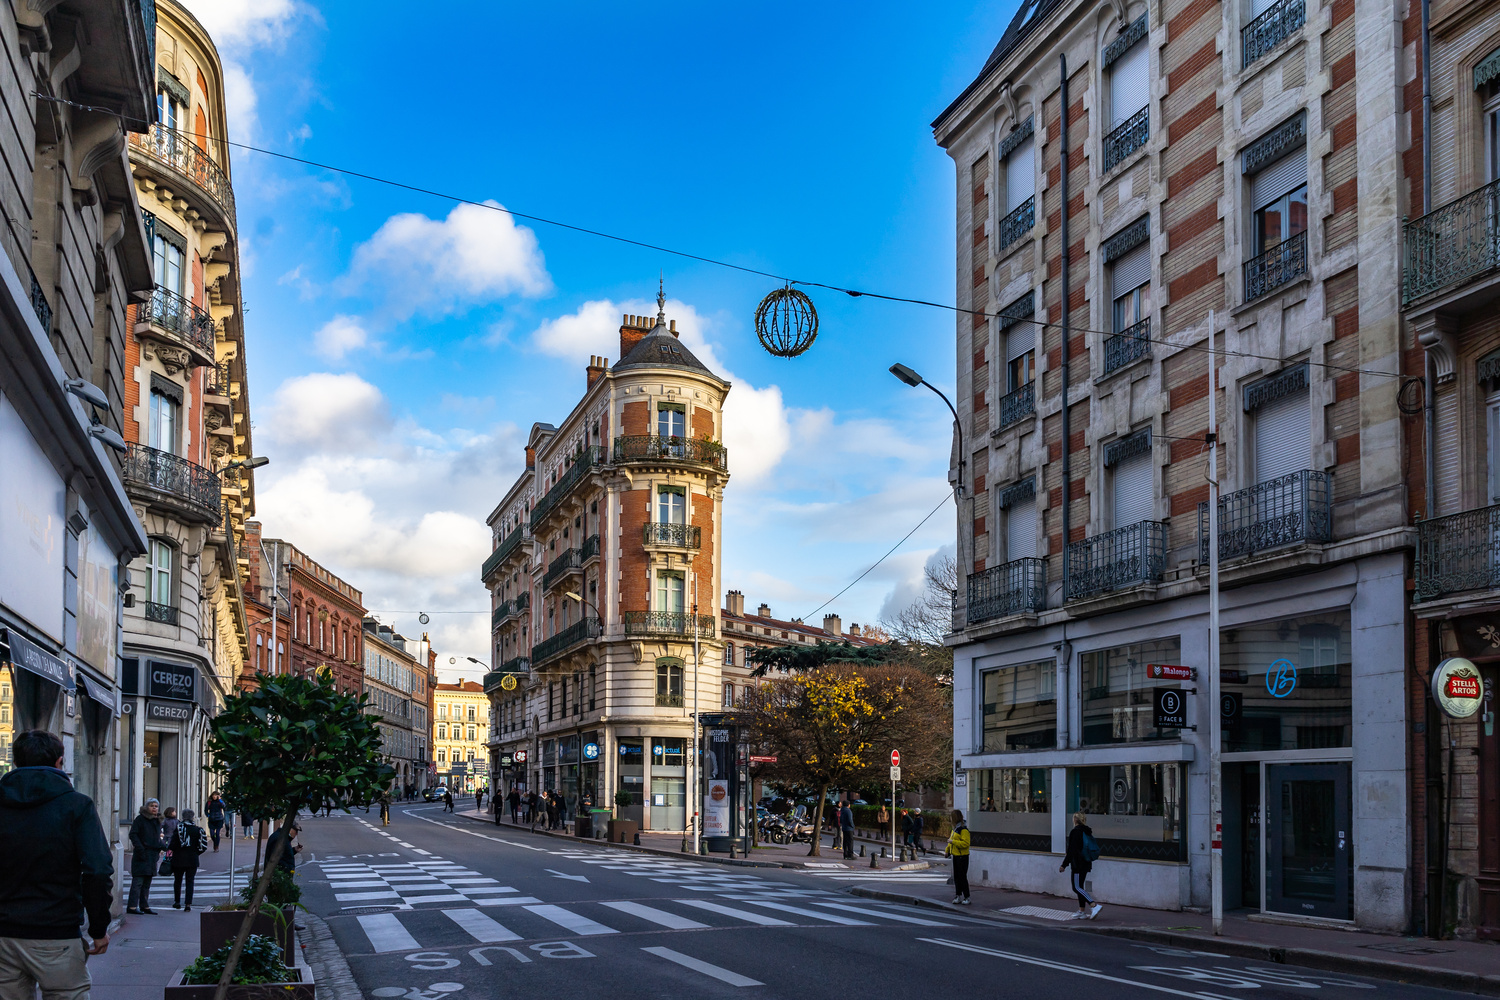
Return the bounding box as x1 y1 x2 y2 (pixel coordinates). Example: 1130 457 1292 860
1266 659 1297 699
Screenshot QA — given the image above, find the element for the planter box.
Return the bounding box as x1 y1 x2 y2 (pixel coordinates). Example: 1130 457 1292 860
200 908 295 959
165 966 312 999
607 819 638 844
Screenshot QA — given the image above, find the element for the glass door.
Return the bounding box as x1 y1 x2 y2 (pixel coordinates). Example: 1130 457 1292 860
1266 762 1351 919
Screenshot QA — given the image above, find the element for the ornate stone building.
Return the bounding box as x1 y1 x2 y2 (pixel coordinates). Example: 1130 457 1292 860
483 290 730 832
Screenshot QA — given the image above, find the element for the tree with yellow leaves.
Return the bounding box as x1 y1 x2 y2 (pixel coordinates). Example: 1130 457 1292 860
740 664 948 856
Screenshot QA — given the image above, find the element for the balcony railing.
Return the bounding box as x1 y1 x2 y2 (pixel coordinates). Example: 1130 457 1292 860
531 617 600 666
613 435 728 471
542 547 583 591
122 444 221 523
644 522 701 548
1103 107 1149 172
1103 318 1152 377
999 381 1036 429
144 601 177 625
139 286 216 357
205 362 232 396
655 692 685 708
500 655 531 675
998 195 1035 251
1402 177 1500 305
1415 503 1500 602
1244 230 1308 301
624 611 716 639
1198 469 1331 563
482 524 526 581
581 534 600 562
967 558 1047 624
1066 520 1166 600
530 446 602 530
1243 0 1306 67
128 124 236 227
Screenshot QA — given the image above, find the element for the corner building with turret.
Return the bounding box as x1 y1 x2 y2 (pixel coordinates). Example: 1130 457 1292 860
482 294 728 833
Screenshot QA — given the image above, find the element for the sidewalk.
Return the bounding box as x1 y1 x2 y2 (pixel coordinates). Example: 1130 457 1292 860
449 805 1500 993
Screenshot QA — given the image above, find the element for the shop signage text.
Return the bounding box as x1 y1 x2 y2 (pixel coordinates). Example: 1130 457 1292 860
146 699 192 722
1147 663 1195 681
1154 688 1187 729
1432 657 1484 720
149 662 196 702
749 755 777 763
1266 659 1297 699
2 629 73 690
582 742 599 760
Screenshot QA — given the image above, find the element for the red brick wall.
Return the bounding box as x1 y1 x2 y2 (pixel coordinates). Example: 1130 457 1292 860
622 400 649 436
617 486 649 617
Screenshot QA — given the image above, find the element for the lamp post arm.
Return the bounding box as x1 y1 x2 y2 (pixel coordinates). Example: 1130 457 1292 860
920 380 965 497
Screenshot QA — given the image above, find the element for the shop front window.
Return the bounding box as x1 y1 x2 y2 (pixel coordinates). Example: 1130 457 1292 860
978 657 1056 752
969 767 1051 851
1080 637 1183 745
1068 762 1184 861
1220 609 1351 752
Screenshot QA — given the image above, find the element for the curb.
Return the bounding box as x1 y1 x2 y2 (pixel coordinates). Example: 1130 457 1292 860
846 887 1500 996
299 910 362 1000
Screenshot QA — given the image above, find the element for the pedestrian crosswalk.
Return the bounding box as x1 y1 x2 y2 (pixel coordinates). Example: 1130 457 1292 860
342 895 960 953
321 859 534 909
145 868 254 906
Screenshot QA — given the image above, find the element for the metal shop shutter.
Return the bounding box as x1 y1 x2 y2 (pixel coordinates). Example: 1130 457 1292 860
1110 40 1148 127
1112 450 1154 528
1253 387 1311 484
1006 501 1037 561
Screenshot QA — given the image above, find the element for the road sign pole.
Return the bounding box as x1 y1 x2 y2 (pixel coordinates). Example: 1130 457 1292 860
1208 309 1223 937
891 777 896 863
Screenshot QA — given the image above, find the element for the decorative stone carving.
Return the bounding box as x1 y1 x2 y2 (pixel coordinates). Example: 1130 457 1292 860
204 408 225 431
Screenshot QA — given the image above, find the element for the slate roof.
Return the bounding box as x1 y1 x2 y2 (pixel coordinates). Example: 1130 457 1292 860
611 317 725 383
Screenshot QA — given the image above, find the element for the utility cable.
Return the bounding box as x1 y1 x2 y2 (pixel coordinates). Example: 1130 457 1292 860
801 491 954 622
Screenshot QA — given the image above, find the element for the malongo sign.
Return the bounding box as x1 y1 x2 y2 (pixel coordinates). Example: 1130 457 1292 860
1432 657 1485 719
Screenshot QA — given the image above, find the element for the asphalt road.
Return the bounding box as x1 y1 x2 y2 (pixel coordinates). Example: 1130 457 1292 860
294 806 1461 1000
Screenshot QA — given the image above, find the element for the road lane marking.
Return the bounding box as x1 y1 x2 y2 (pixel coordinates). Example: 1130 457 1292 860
477 896 543 906
674 899 794 926
642 946 763 987
805 900 954 926
600 900 709 929
544 869 590 882
728 898 873 925
403 894 469 904
919 939 1241 1000
356 913 420 953
523 904 618 936
336 891 403 901
442 908 520 942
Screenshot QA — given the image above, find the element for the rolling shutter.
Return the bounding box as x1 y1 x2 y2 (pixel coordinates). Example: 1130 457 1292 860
1488 399 1500 504
1253 387 1311 483
1433 382 1459 514
1006 136 1035 212
1111 243 1152 299
1110 41 1149 127
1005 502 1037 561
1251 152 1308 210
1112 451 1154 527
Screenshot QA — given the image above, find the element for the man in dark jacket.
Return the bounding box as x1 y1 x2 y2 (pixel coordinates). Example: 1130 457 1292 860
127 798 164 914
839 799 856 859
0 729 114 997
264 821 302 874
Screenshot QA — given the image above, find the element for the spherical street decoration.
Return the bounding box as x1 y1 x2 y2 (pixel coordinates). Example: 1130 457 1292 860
501 674 517 691
755 285 819 358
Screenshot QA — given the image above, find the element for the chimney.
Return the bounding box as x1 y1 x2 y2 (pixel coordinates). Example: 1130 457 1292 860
586 355 608 388
757 603 772 618
848 623 862 637
670 319 678 338
525 445 535 470
725 590 745 617
823 614 842 637
620 313 651 359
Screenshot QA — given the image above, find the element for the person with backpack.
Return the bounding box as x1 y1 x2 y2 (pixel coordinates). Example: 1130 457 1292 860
1060 811 1102 919
911 809 925 854
170 809 208 911
204 792 226 852
945 809 971 904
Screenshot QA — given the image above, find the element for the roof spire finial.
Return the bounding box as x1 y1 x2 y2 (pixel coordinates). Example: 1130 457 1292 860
657 272 666 323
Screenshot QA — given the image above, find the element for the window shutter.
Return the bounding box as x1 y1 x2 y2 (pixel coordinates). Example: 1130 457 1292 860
1110 41 1149 127
1111 243 1152 299
1005 135 1035 212
1112 451 1154 527
1488 399 1500 504
1005 502 1037 561
1432 382 1459 513
1250 0 1276 15
1005 323 1034 365
1253 387 1311 483
1251 152 1308 210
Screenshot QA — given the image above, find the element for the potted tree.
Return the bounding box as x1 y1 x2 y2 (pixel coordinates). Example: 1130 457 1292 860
200 868 300 961
608 789 638 844
187 672 390 1000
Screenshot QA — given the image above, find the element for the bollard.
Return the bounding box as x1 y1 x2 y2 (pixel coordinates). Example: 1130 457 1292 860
859 844 864 857
869 849 879 868
729 841 736 859
633 832 641 846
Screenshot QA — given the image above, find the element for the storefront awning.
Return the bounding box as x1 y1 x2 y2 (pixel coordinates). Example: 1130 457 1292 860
75 670 117 716
0 628 74 690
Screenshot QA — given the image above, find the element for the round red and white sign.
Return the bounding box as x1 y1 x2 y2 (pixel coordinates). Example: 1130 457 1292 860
890 750 900 767
1432 657 1485 719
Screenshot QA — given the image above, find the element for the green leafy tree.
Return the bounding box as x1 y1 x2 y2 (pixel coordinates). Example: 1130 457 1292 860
747 640 891 676
205 673 391 999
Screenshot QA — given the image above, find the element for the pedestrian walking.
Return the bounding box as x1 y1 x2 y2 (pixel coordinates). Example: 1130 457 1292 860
127 798 165 914
170 809 208 911
160 806 179 853
840 798 856 860
946 809 971 905
527 790 539 825
265 821 302 874
912 809 926 853
545 792 558 830
205 792 226 852
378 790 391 826
1060 811 1102 919
508 787 520 823
239 811 253 840
899 809 912 852
0 730 115 996
442 789 454 813
475 787 485 812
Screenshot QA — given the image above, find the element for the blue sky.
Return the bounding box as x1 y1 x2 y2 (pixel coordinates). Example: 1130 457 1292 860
184 1 1015 678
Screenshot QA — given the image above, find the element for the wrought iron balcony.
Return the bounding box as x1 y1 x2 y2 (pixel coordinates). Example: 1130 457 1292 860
482 524 526 582
1066 520 1166 600
999 381 1036 429
623 611 716 639
144 601 177 625
1244 230 1308 301
1103 318 1152 377
1197 469 1331 563
530 446 602 530
121 444 221 523
967 558 1047 624
643 522 701 548
128 124 236 227
542 547 583 591
531 617 600 667
581 534 601 562
998 196 1035 251
613 435 728 471
1103 107 1149 172
1402 177 1500 305
1415 502 1500 602
205 362 232 397
655 692 685 708
492 592 531 629
1243 0 1306 67
139 286 216 358
483 659 531 693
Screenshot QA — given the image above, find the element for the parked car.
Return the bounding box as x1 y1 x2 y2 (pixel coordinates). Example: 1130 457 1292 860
424 785 450 802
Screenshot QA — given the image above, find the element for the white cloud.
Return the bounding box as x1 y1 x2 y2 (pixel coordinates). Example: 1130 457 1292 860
312 315 368 361
347 202 551 317
262 372 390 453
179 0 299 47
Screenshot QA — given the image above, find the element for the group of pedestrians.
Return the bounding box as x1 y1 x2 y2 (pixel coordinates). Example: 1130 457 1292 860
490 786 568 829
126 797 209 914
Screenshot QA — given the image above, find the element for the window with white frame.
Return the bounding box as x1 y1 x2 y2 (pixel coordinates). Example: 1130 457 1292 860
152 227 186 297
658 403 686 439
148 538 174 608
657 485 686 524
656 571 685 614
722 682 735 708
148 387 180 454
1110 241 1152 333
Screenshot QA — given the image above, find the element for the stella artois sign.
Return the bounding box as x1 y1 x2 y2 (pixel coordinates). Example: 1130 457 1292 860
1432 657 1484 719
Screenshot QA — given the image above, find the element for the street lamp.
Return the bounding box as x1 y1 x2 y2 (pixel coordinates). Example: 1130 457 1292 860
216 455 270 476
891 363 969 623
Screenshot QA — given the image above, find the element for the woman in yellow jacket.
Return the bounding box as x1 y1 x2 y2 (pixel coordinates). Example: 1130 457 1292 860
945 809 971 905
